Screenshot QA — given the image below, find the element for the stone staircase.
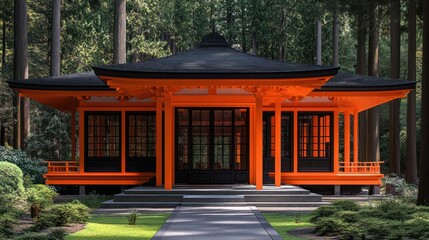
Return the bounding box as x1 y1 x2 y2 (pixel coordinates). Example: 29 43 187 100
101 184 329 208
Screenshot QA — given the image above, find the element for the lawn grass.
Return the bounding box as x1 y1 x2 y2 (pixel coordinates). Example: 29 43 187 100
65 213 170 240
263 213 313 240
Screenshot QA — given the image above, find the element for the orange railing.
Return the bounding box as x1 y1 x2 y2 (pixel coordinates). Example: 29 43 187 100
46 161 79 173
339 162 383 174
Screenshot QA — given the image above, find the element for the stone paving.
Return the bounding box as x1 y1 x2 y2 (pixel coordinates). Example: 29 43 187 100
152 206 282 240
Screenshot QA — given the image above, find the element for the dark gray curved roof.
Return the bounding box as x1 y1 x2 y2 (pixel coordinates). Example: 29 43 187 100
7 72 113 91
7 71 415 92
93 33 340 79
319 72 415 91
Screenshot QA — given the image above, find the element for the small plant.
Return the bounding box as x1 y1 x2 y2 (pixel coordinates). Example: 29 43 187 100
294 211 301 223
79 191 111 208
26 184 58 219
127 210 138 225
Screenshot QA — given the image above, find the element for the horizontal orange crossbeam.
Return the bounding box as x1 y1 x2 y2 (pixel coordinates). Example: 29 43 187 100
44 172 155 185
269 172 383 186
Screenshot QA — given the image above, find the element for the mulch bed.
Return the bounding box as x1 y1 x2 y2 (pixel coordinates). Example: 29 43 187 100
13 214 86 236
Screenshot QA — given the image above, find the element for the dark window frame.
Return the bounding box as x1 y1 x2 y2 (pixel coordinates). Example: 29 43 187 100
297 112 333 172
125 111 156 172
84 111 121 172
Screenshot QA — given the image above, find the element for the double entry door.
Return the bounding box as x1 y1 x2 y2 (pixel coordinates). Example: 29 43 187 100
175 108 249 184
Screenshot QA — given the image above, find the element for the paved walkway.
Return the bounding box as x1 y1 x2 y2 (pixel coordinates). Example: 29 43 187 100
152 206 281 240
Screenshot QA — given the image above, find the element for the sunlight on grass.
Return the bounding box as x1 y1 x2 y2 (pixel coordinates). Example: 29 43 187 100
65 214 169 240
263 213 313 240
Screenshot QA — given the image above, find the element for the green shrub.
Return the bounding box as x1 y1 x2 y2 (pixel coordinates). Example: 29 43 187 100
373 200 417 221
0 161 25 208
78 191 111 208
334 211 359 223
33 200 90 230
310 200 360 223
383 175 418 203
0 212 19 237
356 217 402 240
314 217 348 236
0 146 47 184
46 200 89 226
16 229 65 240
27 184 58 219
331 200 360 211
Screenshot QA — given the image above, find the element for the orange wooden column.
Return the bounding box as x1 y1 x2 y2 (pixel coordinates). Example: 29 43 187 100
353 111 359 163
333 111 339 173
249 107 255 184
78 109 85 173
121 110 126 173
255 94 263 190
274 100 281 187
344 111 351 172
293 110 298 173
164 92 173 190
156 97 163 186
71 111 76 161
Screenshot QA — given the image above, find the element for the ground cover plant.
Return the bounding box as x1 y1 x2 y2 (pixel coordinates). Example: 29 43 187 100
65 214 170 240
311 200 429 240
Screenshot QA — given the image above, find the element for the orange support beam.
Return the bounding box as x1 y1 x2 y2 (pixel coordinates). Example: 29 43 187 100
353 111 359 163
274 100 281 187
344 111 351 171
79 109 85 173
71 111 76 161
293 110 298 173
255 94 263 190
249 107 255 184
121 110 126 173
333 111 339 173
164 92 173 190
156 97 163 186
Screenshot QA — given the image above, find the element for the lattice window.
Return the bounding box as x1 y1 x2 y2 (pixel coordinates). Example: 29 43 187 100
128 113 156 158
87 113 120 158
298 113 331 158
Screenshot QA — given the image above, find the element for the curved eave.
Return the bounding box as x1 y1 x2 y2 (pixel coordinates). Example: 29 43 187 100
316 82 416 92
7 81 114 91
92 66 340 80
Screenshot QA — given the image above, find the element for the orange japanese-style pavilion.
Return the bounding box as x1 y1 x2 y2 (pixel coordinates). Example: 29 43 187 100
8 33 415 192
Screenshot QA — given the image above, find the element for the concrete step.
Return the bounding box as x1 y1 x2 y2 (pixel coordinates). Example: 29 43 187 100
101 200 180 208
247 201 331 207
181 202 248 207
112 193 183 202
123 189 311 196
244 193 322 202
182 195 245 203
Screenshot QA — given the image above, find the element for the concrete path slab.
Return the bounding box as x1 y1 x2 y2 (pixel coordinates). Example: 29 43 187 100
153 206 281 240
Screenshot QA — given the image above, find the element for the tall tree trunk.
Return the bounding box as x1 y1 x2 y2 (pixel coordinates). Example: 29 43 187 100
50 0 60 76
113 0 126 64
2 17 6 68
333 3 339 67
240 1 246 53
389 0 401 176
226 0 232 47
406 0 417 184
366 1 380 163
280 4 286 61
252 33 257 55
316 20 322 65
356 8 368 162
417 0 429 206
13 0 29 149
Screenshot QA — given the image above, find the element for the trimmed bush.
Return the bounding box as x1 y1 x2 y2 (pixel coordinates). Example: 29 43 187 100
310 200 360 223
0 212 19 237
0 161 25 208
0 146 47 184
27 184 58 219
15 229 65 240
35 200 90 229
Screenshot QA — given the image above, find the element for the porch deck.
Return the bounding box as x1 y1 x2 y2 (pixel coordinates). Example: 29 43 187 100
44 161 383 186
